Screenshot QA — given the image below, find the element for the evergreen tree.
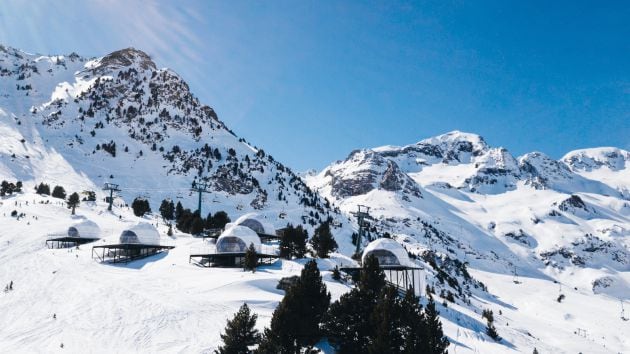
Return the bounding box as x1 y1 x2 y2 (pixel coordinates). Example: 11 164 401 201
292 225 308 258
131 197 151 217
332 266 341 281
36 183 51 195
533 348 539 354
190 214 205 235
424 295 450 354
323 255 385 354
486 318 501 342
258 260 330 353
324 288 369 354
279 225 295 259
212 211 231 229
401 289 428 354
310 222 338 258
244 243 258 273
368 285 404 354
358 254 386 296
159 199 175 221
215 303 261 354
67 192 80 215
175 201 184 220
52 185 66 199
279 224 308 259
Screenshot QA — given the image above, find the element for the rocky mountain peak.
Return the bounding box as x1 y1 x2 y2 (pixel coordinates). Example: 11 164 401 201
96 48 156 71
320 149 422 199
563 147 630 172
418 130 489 163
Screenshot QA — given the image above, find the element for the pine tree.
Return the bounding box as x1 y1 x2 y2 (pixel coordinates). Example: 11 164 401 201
190 214 205 235
215 303 261 354
244 243 258 273
159 199 175 221
323 288 370 354
279 224 295 259
67 192 80 215
258 260 330 352
36 183 51 195
132 197 151 217
332 266 341 281
323 255 385 354
401 289 428 354
424 295 450 354
310 222 338 258
292 225 308 258
368 285 404 354
52 185 66 199
359 254 386 296
486 318 501 342
279 224 308 259
208 211 230 229
532 348 539 354
175 201 184 220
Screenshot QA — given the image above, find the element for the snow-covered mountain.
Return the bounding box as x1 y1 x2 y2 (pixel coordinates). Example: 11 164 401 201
0 45 341 230
307 130 630 353
2 44 630 353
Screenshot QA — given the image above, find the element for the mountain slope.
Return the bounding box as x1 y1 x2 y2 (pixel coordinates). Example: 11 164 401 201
0 45 341 231
307 130 630 353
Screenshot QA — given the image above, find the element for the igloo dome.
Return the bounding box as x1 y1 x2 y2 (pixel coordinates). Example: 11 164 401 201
361 238 410 267
119 222 161 245
216 225 262 253
67 220 100 239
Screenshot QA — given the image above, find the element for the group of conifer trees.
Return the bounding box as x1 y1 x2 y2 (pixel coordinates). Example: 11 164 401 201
33 182 80 214
279 222 338 260
157 198 230 235
0 180 22 196
216 256 449 354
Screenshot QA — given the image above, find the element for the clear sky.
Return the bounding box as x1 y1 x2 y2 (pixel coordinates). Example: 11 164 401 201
1 1 628 171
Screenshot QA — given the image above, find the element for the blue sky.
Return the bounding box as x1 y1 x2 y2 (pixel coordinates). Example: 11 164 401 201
1 1 628 171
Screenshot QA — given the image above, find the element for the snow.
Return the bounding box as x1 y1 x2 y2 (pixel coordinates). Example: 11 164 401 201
0 192 352 352
2 44 630 353
307 131 630 353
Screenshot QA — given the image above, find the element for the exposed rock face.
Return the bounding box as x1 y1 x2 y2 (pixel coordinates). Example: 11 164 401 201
558 195 589 212
564 148 629 172
325 150 422 199
97 48 157 71
519 152 574 190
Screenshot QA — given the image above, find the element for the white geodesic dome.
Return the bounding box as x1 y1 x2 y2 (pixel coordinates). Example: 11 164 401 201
216 225 261 253
227 213 276 236
119 222 161 245
362 238 410 266
67 220 100 239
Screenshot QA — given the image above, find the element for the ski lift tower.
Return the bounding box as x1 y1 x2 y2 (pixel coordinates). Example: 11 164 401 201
190 181 211 216
352 204 373 256
103 183 121 211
